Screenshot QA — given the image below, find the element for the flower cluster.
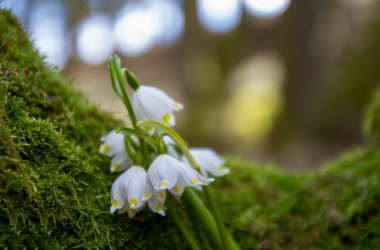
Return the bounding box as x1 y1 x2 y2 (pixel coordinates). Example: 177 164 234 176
100 84 230 218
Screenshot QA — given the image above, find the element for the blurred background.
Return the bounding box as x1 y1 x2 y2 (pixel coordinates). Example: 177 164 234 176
3 0 380 170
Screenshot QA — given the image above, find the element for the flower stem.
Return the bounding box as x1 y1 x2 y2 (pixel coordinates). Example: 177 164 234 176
182 188 223 250
166 197 201 250
136 120 237 250
109 56 152 166
203 186 233 250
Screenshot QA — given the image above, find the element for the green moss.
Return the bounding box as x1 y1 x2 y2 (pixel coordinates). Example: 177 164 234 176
1 10 379 249
0 10 186 249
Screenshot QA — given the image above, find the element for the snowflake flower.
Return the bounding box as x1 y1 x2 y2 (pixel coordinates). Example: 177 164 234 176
183 148 230 177
148 195 166 216
99 130 125 157
99 130 136 172
147 154 214 196
110 166 151 214
131 86 183 134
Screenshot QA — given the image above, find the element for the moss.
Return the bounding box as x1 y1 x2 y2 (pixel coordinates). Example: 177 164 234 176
0 10 186 249
1 10 380 249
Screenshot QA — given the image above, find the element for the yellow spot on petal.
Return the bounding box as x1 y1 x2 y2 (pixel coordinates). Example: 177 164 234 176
162 113 172 125
112 163 120 171
174 185 181 194
161 181 168 188
145 126 153 133
159 191 165 200
102 144 110 153
112 199 118 208
155 203 162 211
192 178 198 184
130 198 137 208
143 193 148 199
174 102 181 109
220 166 229 173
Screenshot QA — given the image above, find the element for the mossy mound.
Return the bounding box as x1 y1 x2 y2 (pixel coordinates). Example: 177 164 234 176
0 10 186 249
1 10 379 249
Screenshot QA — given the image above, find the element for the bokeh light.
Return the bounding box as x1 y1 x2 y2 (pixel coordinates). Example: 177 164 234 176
244 0 291 19
28 1 68 69
114 0 184 57
0 0 28 20
76 14 115 65
197 0 242 33
223 52 285 142
150 0 184 45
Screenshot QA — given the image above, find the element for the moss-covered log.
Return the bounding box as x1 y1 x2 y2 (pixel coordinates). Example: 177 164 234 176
1 10 379 249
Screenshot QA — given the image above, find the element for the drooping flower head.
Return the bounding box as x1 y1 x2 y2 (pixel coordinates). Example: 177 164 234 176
99 130 135 172
110 166 151 215
147 154 214 197
131 86 183 134
99 130 125 157
147 195 166 216
183 148 230 177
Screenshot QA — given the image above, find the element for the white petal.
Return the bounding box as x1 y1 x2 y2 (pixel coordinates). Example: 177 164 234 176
147 196 166 216
131 85 182 127
186 148 230 177
177 162 213 187
99 130 125 157
148 180 166 202
110 169 134 213
147 155 179 191
110 151 132 172
133 87 170 122
126 166 151 209
173 101 184 111
168 175 187 196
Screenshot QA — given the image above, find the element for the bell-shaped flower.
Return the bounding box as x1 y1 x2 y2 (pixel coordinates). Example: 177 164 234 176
99 130 125 157
148 196 166 216
149 181 167 202
183 148 230 177
110 166 151 214
110 151 133 173
147 154 214 194
131 86 183 132
99 130 138 172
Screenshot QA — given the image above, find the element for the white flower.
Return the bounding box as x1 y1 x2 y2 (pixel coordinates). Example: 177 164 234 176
110 166 151 214
131 86 183 133
99 130 125 157
110 151 133 172
148 196 166 216
147 155 214 196
183 148 230 177
99 130 138 172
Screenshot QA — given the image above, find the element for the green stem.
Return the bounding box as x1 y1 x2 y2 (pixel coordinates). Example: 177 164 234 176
136 121 198 168
109 57 152 166
203 186 232 250
182 188 223 250
136 120 235 250
166 198 201 250
183 190 238 250
110 56 203 249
